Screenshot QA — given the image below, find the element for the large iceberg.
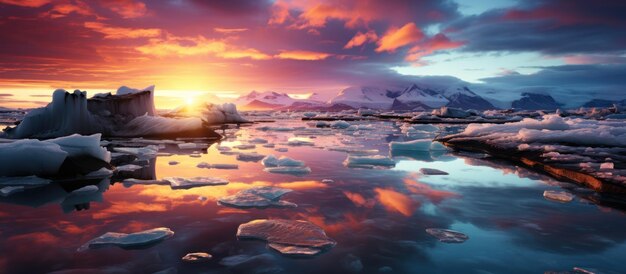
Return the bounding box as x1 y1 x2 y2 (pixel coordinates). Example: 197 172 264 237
0 134 110 177
2 85 242 139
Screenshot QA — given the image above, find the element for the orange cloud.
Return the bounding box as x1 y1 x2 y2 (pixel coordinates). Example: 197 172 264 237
0 0 51 7
268 0 292 25
343 191 375 208
275 50 332 60
405 33 464 61
214 27 249 34
84 22 161 39
43 0 94 18
136 34 272 60
376 22 424 52
374 188 418 216
344 30 378 49
100 0 147 18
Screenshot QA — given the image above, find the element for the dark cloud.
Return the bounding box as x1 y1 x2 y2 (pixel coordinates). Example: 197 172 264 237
447 0 626 55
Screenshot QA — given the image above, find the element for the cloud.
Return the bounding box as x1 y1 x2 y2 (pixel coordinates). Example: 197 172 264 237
275 50 332 60
405 33 464 62
376 22 424 52
99 0 147 18
214 27 248 34
344 30 378 49
42 0 94 18
136 34 272 60
0 0 51 7
268 0 291 25
447 0 626 55
84 22 161 39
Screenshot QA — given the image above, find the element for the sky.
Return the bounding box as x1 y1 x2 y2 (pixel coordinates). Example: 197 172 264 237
0 0 625 108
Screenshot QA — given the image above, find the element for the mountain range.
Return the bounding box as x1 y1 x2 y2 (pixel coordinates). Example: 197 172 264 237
232 84 621 111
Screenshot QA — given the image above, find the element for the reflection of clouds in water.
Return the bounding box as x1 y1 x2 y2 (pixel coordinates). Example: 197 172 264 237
2 118 626 273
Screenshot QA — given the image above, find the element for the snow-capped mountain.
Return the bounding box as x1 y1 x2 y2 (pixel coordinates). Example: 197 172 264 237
233 90 326 110
511 93 561 110
328 86 402 109
328 84 496 110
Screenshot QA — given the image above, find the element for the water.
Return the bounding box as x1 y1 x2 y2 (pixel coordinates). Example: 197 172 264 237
1 117 625 274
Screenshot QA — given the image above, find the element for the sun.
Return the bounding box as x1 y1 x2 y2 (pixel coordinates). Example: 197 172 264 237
185 97 194 106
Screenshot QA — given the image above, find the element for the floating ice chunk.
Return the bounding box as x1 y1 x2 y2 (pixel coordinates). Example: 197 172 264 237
78 227 174 251
331 120 351 129
322 179 334 184
47 134 111 162
234 144 256 150
113 145 159 159
261 155 305 167
122 178 170 187
86 168 113 178
303 112 318 118
0 186 24 197
329 147 379 155
358 109 376 116
344 155 395 168
425 228 469 243
0 176 51 186
165 177 228 189
262 143 275 148
168 161 179 165
286 139 314 146
210 163 239 169
236 219 336 256
219 186 296 208
275 148 288 152
69 185 99 195
419 168 449 175
116 164 143 172
0 139 67 177
189 153 202 158
389 139 449 151
543 190 574 203
177 143 208 150
249 138 268 144
197 162 239 169
182 252 212 262
264 166 312 175
236 153 266 162
216 145 231 151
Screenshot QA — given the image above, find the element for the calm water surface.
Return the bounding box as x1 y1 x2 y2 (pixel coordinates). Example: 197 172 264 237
1 118 625 274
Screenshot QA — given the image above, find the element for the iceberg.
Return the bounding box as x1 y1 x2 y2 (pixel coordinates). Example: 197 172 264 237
78 227 174 251
165 177 229 189
425 228 469 243
419 168 449 175
261 155 305 167
2 86 235 139
344 155 395 168
236 152 266 162
264 166 312 175
0 134 110 177
218 186 296 208
236 219 336 256
182 252 212 262
543 190 574 203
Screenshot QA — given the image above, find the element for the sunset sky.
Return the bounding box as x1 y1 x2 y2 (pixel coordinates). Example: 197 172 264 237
1 0 625 108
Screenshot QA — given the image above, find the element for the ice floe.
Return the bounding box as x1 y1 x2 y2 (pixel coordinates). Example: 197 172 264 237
182 252 212 262
264 166 312 175
344 155 396 168
425 228 469 243
419 168 449 175
166 177 229 189
218 186 296 208
261 155 305 167
0 134 110 177
236 152 266 162
197 162 239 169
236 219 336 256
78 227 174 251
543 190 574 203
